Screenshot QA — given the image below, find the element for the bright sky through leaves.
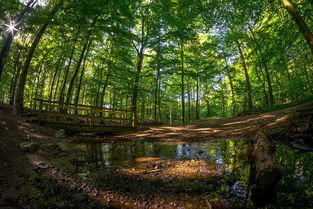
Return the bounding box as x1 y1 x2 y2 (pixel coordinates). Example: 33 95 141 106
19 0 46 6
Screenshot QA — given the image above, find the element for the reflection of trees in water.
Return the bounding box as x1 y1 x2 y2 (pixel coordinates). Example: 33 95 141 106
275 145 313 208
75 140 251 170
72 140 313 208
78 143 109 167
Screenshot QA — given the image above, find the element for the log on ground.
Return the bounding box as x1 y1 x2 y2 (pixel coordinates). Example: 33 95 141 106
249 131 282 207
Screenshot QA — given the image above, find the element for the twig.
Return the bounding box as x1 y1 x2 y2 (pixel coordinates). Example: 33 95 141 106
205 199 212 209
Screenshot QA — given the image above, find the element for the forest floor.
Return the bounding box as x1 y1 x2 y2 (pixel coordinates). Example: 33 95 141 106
0 101 312 209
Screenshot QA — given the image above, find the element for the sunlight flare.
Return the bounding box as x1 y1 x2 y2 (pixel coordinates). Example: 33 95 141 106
4 20 18 35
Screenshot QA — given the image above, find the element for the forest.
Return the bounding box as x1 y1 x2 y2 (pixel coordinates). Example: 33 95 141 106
0 0 312 123
0 0 313 208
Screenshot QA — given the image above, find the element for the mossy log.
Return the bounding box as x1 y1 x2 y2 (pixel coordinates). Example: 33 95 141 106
249 131 282 207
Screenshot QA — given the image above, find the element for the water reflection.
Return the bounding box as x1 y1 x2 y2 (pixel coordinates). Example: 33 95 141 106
71 139 313 208
275 143 313 208
73 139 245 169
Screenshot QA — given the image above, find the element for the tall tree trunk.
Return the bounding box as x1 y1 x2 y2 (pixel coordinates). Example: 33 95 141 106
158 85 162 122
94 65 104 108
206 99 210 117
221 85 226 117
74 40 92 109
187 83 191 123
131 48 144 126
65 39 90 105
48 55 64 102
0 0 38 80
154 57 161 123
249 27 275 106
39 67 48 99
235 39 253 111
94 83 101 109
195 77 200 120
59 28 80 103
256 67 269 107
180 43 185 123
227 73 236 115
279 0 313 55
263 65 274 106
53 64 63 102
302 64 313 91
65 16 97 106
14 4 60 114
141 99 145 122
100 65 111 109
285 63 294 101
32 57 46 109
169 104 173 125
9 48 22 105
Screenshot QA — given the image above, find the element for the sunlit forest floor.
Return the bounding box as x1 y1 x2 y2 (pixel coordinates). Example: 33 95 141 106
115 101 313 142
0 102 312 209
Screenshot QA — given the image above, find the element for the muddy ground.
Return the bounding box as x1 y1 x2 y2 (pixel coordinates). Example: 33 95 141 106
0 102 312 209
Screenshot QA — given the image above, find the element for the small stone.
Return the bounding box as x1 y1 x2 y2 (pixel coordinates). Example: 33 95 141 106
55 129 66 138
77 132 97 137
19 142 40 152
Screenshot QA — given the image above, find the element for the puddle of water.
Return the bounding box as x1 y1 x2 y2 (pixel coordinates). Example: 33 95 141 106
70 139 313 208
73 139 247 169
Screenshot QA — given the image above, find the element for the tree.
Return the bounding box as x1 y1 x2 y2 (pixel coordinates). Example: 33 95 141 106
0 0 311 124
14 1 61 114
279 0 313 55
0 0 38 80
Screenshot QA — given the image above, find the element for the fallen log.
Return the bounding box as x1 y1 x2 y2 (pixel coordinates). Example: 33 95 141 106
249 131 282 207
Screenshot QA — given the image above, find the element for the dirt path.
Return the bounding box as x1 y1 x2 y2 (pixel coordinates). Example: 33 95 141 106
114 101 313 142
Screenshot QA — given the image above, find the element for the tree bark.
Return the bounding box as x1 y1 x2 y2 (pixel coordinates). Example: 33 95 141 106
249 131 282 207
235 39 253 111
206 99 210 117
195 77 200 120
248 26 274 106
99 65 111 109
131 48 144 126
53 63 63 102
65 16 98 106
48 55 64 102
180 43 185 123
227 73 236 115
65 38 90 105
9 48 22 105
59 28 80 103
14 4 60 114
140 99 145 122
255 67 269 107
158 81 162 122
169 104 173 125
264 65 274 106
154 48 161 123
187 83 191 123
32 57 46 109
279 0 313 55
94 68 104 108
74 40 92 109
